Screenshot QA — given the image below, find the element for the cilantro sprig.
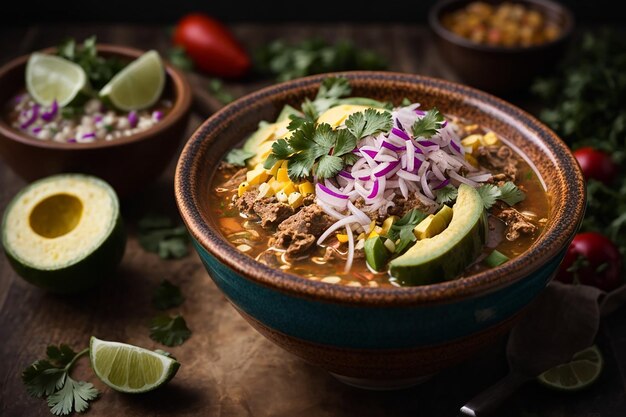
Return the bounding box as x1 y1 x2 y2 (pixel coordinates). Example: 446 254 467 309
22 345 98 416
138 213 189 259
387 209 428 254
476 181 526 209
150 315 192 347
412 108 445 139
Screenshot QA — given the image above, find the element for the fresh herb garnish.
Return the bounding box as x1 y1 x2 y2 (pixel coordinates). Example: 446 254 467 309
149 315 192 347
138 214 189 259
477 181 526 209
254 38 387 82
435 185 458 205
152 280 184 310
345 108 394 139
167 46 194 71
208 78 235 104
22 345 98 416
301 77 352 120
387 209 428 254
412 108 445 139
57 36 125 90
225 148 255 167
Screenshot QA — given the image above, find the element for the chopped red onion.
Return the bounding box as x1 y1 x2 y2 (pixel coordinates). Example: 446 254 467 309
128 111 139 128
82 132 96 139
391 127 411 141
152 110 164 121
41 100 58 122
381 140 404 152
415 109 426 116
20 105 40 129
433 179 450 190
338 170 354 180
373 161 400 177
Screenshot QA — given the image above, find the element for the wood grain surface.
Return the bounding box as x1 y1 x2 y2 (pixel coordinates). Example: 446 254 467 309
0 24 625 417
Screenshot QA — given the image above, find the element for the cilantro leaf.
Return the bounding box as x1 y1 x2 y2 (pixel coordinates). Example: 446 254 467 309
315 155 344 178
225 148 255 167
47 377 98 416
330 128 357 157
387 209 428 254
303 77 352 119
23 360 66 398
46 345 77 368
150 315 192 347
477 184 500 209
498 181 526 206
411 108 445 139
435 185 458 205
138 214 189 260
345 109 393 139
152 280 184 310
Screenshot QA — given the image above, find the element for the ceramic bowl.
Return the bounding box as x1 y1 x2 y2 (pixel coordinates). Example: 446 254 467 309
0 45 192 197
175 72 585 388
429 0 574 94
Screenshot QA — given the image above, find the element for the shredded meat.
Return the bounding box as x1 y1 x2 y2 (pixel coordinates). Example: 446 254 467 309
388 194 435 217
234 191 294 227
497 207 537 241
235 191 258 216
222 167 247 189
477 145 519 184
272 204 334 259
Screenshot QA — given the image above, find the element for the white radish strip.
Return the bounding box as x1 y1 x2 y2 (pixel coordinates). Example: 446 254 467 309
418 160 430 177
317 215 360 245
374 154 398 163
362 151 377 168
397 169 421 182
354 181 369 199
421 172 435 199
406 140 415 171
347 200 371 225
351 169 373 181
467 172 493 182
448 170 479 187
344 225 354 273
316 200 346 220
324 179 343 194
351 158 367 172
342 182 355 194
431 163 447 181
399 177 408 199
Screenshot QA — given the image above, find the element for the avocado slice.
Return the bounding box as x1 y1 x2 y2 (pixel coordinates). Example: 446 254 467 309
2 174 126 293
389 184 487 286
317 104 379 128
364 236 391 271
276 104 302 122
414 205 453 240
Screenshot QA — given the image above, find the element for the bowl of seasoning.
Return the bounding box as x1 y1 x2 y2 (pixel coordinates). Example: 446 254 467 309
429 0 574 94
0 39 192 197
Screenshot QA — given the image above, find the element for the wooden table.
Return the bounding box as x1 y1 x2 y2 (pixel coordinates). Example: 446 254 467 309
1 24 625 417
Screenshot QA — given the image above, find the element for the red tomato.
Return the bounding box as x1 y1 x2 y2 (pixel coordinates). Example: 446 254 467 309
173 13 250 78
556 232 623 291
573 147 619 184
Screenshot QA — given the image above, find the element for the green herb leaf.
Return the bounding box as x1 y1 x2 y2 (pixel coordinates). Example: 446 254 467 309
435 185 458 205
315 155 344 178
167 46 194 71
47 377 98 416
208 78 235 104
152 280 184 310
304 77 352 119
150 315 192 347
225 148 255 167
331 128 357 157
477 184 500 210
22 360 66 398
254 38 387 82
345 108 393 139
138 214 189 260
498 181 526 206
46 345 77 368
411 108 445 139
387 209 428 254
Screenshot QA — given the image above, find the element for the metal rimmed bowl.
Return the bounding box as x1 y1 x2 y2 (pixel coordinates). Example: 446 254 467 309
175 71 584 389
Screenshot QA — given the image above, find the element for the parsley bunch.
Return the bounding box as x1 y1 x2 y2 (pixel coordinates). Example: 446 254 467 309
22 345 98 416
255 38 387 82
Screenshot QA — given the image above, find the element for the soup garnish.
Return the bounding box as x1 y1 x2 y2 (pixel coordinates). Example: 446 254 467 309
212 77 549 287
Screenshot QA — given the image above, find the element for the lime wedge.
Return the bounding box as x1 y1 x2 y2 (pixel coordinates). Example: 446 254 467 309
99 50 165 111
537 345 603 391
90 336 180 393
26 53 87 106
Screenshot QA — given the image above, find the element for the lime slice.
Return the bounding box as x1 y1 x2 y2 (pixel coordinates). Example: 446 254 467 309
537 345 603 391
99 50 165 111
90 336 180 393
26 53 87 106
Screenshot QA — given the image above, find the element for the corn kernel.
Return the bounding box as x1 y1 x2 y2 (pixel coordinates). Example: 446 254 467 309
276 190 288 203
336 234 349 243
238 181 250 197
483 131 500 146
257 182 275 198
246 168 268 185
277 167 289 183
298 181 315 196
266 160 282 176
282 183 296 195
288 192 304 208
269 178 284 192
461 134 484 152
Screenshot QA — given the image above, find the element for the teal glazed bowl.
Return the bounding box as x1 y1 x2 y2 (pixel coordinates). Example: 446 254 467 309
175 72 585 388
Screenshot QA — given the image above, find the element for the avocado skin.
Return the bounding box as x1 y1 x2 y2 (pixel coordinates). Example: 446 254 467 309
3 214 126 294
389 212 486 286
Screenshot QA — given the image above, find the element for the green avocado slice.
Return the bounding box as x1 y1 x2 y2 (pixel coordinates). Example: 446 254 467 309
389 184 487 286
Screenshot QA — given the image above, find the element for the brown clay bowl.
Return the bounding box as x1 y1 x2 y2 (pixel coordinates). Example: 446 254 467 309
175 72 585 389
429 0 574 95
0 44 192 197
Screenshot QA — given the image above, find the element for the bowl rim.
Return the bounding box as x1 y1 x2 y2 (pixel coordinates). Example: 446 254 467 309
175 71 585 307
428 0 575 54
0 44 192 150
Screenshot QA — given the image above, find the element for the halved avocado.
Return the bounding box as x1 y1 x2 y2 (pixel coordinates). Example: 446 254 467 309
1 174 126 293
389 184 487 286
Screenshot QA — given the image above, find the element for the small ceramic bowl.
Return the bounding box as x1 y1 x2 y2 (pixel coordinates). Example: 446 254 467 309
175 72 585 388
429 0 574 94
0 45 192 197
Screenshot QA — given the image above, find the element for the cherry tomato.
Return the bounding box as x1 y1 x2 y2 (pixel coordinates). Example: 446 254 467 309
173 13 250 78
556 232 623 291
573 147 619 184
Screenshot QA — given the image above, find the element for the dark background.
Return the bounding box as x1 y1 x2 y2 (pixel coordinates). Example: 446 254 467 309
0 0 624 24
